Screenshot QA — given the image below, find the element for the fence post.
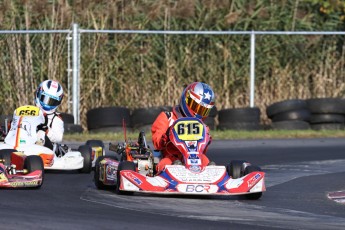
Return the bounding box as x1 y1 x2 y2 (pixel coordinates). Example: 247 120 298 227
250 31 256 108
72 23 80 124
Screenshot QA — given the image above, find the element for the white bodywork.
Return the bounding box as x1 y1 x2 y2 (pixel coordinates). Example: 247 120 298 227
1 105 85 171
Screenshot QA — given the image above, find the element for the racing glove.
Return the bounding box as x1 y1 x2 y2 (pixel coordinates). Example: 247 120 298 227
37 123 48 132
160 133 169 148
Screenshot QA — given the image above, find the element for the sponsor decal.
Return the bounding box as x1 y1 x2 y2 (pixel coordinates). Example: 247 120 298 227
247 173 261 187
10 180 39 187
106 165 117 180
189 165 201 172
177 184 218 193
125 172 142 185
20 139 26 144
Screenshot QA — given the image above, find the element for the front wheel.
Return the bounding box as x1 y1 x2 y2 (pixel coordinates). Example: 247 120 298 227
244 165 263 200
116 161 136 195
94 156 117 190
78 145 92 173
24 155 44 188
226 160 247 179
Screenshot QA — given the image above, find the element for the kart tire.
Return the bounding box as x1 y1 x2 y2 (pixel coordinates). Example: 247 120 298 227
87 106 131 130
266 99 307 118
244 165 263 200
24 155 44 188
86 140 105 169
306 98 345 114
218 107 260 123
78 145 92 173
94 156 117 190
271 109 311 122
0 149 15 166
116 161 136 195
59 113 74 124
227 160 247 179
64 124 83 133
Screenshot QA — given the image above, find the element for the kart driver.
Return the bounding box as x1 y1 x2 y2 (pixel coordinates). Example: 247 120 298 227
4 80 64 150
34 79 65 149
151 82 216 174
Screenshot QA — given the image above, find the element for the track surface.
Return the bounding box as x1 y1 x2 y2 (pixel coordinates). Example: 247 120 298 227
1 138 345 230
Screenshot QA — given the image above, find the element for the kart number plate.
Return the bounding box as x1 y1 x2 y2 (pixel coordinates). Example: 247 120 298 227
15 105 40 116
174 120 204 141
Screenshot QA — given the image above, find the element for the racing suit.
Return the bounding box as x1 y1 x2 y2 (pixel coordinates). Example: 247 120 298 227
4 106 64 150
151 106 211 173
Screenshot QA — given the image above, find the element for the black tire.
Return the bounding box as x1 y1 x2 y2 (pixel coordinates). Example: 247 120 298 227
116 161 136 195
59 113 74 124
271 120 310 130
306 98 345 114
244 165 263 200
204 117 216 130
266 99 307 118
24 155 44 188
226 160 247 179
86 140 105 168
64 124 83 133
0 149 15 166
218 122 262 131
87 106 131 130
311 123 345 130
310 114 345 124
271 109 311 122
86 140 105 149
94 156 117 190
209 106 218 118
218 107 261 123
131 107 164 128
78 145 92 173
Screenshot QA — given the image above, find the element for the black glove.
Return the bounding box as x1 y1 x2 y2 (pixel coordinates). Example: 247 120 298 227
37 123 48 132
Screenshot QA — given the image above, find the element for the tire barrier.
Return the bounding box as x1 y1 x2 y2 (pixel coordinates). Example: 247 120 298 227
2 98 344 133
87 106 131 132
218 107 261 131
306 98 345 130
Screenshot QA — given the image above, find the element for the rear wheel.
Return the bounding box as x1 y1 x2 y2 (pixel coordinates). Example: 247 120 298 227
0 149 15 166
116 161 136 195
94 156 117 190
24 155 44 188
78 145 92 173
244 165 263 200
86 140 105 169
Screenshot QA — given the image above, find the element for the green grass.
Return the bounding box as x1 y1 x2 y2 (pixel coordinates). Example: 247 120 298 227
64 129 345 142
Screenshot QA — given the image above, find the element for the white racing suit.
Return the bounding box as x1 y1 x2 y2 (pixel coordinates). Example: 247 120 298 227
4 105 64 149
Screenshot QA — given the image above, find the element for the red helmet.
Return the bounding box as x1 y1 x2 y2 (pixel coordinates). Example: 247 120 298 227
180 82 215 119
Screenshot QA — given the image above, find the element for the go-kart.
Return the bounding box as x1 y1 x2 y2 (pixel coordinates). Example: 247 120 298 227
0 149 44 188
94 117 266 199
0 105 105 173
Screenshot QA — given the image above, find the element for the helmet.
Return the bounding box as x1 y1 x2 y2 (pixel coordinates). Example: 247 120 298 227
180 82 215 119
35 80 64 113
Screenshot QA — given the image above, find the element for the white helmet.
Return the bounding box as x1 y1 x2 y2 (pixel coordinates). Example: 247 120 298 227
35 80 64 113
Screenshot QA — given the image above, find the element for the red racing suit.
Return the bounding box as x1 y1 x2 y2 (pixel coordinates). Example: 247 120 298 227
151 106 211 173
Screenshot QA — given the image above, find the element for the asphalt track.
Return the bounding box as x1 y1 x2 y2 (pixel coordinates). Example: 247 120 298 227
1 138 345 230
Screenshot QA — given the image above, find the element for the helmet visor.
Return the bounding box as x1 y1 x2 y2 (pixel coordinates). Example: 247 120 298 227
39 93 61 106
185 93 211 117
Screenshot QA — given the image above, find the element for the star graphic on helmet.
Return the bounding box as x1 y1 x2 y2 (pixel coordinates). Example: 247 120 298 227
204 91 211 100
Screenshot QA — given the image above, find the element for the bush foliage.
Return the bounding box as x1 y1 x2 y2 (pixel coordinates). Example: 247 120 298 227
0 0 344 127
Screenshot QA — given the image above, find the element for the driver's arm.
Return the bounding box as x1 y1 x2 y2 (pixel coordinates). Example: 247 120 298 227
151 112 170 150
47 115 64 143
